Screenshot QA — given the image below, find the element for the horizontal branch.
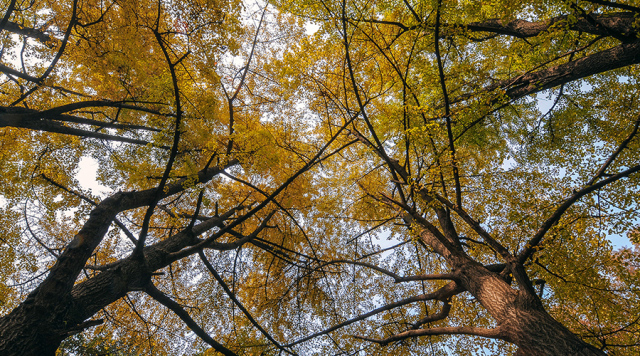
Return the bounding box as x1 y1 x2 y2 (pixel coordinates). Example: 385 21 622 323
355 326 504 345
284 281 464 347
323 259 458 282
584 0 640 13
0 63 40 82
2 21 54 44
461 12 636 41
0 105 164 145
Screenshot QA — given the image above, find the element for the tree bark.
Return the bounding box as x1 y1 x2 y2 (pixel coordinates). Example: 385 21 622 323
454 260 604 355
0 165 239 355
412 221 604 355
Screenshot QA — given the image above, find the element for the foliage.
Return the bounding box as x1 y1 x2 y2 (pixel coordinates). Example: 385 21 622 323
1 0 640 355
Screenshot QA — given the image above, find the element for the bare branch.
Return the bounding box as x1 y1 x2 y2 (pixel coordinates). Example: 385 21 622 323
198 251 295 355
145 283 238 356
323 259 458 283
518 162 640 264
588 115 640 186
205 211 276 251
285 281 463 347
355 326 503 345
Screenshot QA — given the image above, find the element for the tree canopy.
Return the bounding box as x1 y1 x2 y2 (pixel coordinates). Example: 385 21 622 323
1 0 640 355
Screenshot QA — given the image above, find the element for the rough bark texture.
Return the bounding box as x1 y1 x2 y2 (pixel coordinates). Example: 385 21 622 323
1 8 636 356
0 164 238 355
455 262 604 356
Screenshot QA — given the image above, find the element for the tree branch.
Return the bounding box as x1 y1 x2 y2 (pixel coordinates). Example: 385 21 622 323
518 162 640 264
435 0 462 208
284 281 464 347
588 115 640 186
32 160 238 305
198 251 294 355
2 21 54 44
321 259 458 283
145 283 238 356
460 12 637 40
0 0 16 35
355 326 503 345
411 298 452 329
134 23 189 257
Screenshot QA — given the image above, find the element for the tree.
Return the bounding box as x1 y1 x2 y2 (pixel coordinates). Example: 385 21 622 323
1 0 640 355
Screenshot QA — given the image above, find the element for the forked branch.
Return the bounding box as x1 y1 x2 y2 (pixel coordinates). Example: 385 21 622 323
284 281 464 347
411 298 452 329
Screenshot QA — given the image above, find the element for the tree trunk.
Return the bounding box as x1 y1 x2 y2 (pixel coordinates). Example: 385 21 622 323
457 262 604 355
0 298 76 355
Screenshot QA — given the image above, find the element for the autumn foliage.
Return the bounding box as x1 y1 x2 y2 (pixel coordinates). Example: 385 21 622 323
1 0 640 355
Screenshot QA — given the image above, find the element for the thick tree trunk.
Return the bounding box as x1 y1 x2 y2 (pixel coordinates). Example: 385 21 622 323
0 299 79 355
456 262 604 355
0 168 236 355
0 264 137 356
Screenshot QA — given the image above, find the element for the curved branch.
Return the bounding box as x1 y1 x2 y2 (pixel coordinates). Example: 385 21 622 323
284 281 464 347
322 259 458 283
355 326 503 345
10 0 78 106
134 23 190 257
226 2 268 154
411 298 452 329
198 251 294 355
518 162 640 264
145 283 238 356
